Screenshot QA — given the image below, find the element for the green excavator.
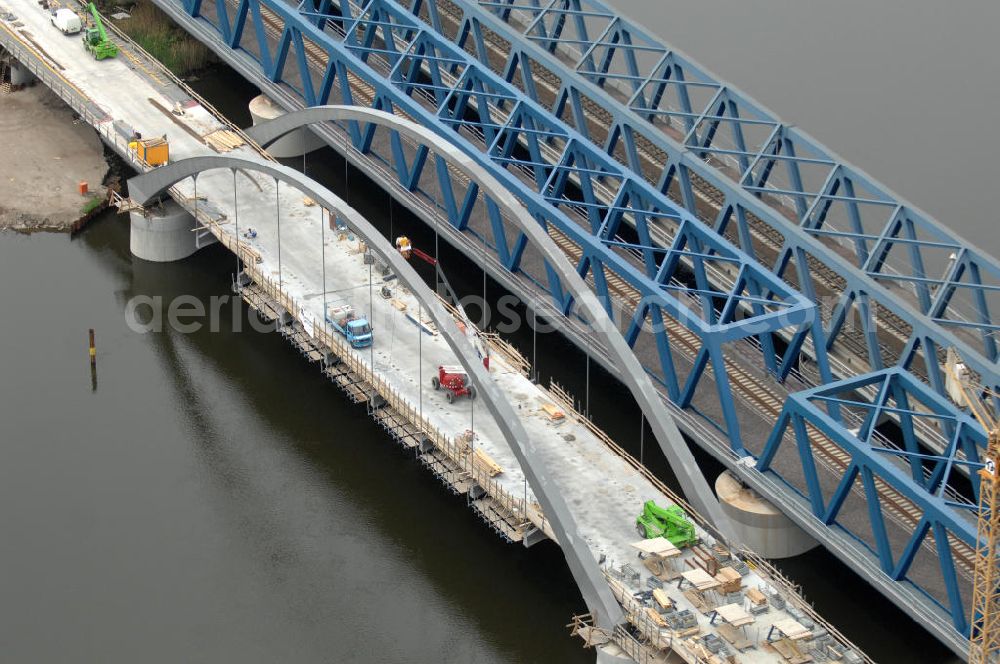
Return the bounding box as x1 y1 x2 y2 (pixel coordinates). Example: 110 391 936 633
82 2 117 60
635 500 699 548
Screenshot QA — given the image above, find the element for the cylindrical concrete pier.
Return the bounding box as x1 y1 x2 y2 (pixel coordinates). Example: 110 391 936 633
716 470 818 559
248 94 323 158
9 60 34 86
130 199 199 262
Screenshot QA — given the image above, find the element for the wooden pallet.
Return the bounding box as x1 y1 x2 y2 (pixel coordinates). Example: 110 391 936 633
203 128 245 152
454 432 504 477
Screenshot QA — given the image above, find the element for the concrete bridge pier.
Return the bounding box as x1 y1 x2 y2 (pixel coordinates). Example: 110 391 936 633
1 48 34 86
8 58 33 86
248 94 323 159
129 199 200 262
716 470 818 559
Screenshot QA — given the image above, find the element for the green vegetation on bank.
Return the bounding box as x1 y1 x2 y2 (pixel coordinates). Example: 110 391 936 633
79 195 104 216
113 1 214 76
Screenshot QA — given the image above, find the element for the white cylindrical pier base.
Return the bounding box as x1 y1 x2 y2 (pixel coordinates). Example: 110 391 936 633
9 60 34 86
716 470 818 559
130 199 199 262
249 94 324 158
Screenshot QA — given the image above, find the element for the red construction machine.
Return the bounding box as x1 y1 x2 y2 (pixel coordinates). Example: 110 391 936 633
432 365 477 403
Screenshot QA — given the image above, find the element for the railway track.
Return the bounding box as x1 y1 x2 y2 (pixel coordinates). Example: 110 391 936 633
272 0 901 355
247 0 939 398
236 0 975 587
426 0 929 369
545 224 976 582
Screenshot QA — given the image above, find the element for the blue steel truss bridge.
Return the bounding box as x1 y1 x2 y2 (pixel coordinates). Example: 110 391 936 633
140 0 999 654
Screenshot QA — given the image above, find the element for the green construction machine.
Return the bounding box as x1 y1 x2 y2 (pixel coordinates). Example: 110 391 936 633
81 3 117 60
635 500 699 548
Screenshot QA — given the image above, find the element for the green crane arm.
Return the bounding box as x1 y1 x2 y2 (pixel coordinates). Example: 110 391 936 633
87 3 107 41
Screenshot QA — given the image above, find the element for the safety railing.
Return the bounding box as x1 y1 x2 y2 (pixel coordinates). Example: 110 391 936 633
547 380 726 541
66 0 276 162
551 379 877 662
306 316 532 533
738 547 876 664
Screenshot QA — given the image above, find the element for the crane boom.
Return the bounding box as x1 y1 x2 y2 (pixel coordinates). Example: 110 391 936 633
947 349 1000 664
80 2 117 60
87 2 107 41
970 427 1000 664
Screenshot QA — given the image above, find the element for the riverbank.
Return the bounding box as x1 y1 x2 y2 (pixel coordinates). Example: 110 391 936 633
0 84 109 232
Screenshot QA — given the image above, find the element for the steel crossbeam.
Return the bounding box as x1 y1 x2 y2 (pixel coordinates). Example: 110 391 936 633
441 0 1000 397
172 0 826 451
759 367 987 634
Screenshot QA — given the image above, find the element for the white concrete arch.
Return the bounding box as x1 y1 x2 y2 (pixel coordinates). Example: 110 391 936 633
128 155 626 629
245 106 732 537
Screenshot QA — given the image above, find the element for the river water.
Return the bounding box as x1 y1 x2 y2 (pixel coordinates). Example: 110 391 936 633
1 2 991 662
610 0 1000 259
0 219 594 663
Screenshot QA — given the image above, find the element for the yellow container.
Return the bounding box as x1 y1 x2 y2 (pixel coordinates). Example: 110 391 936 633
130 137 169 166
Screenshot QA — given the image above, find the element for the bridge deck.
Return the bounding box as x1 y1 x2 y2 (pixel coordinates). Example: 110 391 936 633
0 1 872 661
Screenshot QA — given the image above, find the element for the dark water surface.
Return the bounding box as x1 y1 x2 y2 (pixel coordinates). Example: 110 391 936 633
0 221 590 663
611 0 1000 259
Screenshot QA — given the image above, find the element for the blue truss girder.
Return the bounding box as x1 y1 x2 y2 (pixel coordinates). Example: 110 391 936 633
436 0 1000 397
172 0 829 451
154 0 997 649
758 367 987 634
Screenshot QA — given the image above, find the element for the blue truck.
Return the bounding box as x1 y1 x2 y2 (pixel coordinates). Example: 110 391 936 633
326 305 373 349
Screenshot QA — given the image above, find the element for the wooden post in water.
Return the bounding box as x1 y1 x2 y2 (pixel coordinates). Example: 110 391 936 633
89 328 97 391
